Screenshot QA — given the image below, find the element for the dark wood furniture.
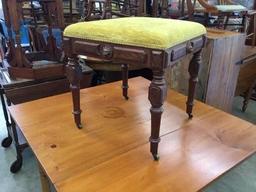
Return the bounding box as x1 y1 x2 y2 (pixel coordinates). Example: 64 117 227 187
0 64 93 173
245 6 256 46
8 77 256 192
241 1 256 111
64 18 206 160
186 0 248 31
242 78 256 112
82 0 145 21
1 0 65 79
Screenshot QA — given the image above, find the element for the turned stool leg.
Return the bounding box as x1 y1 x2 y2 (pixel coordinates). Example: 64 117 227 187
148 69 167 160
66 57 83 129
121 64 129 100
186 50 202 119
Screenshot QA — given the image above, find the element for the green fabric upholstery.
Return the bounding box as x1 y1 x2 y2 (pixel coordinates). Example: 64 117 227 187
64 17 206 50
215 5 247 12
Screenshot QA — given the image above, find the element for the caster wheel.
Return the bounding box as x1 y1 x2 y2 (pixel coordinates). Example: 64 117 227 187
10 159 22 173
76 123 83 129
188 114 193 119
124 96 129 100
1 137 12 148
153 154 160 161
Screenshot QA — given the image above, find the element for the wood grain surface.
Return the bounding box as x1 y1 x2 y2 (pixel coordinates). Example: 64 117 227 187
8 77 256 192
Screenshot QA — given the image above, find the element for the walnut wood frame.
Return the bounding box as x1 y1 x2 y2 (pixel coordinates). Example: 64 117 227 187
64 35 206 160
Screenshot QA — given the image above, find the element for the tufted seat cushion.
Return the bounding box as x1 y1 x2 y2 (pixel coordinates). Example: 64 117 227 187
64 17 206 50
215 5 247 12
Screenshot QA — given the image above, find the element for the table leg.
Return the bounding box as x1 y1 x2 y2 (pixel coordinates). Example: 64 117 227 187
186 49 202 119
39 165 51 192
10 116 23 173
0 88 11 127
148 69 167 160
0 88 12 148
121 64 129 100
66 57 83 129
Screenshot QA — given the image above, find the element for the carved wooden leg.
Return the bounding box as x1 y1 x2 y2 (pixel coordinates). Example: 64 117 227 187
148 69 167 160
121 64 129 100
186 50 201 119
66 57 83 129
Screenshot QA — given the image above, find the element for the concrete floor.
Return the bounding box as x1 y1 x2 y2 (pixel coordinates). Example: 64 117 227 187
0 96 255 192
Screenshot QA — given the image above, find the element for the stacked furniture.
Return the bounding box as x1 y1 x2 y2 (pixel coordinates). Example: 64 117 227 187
1 0 65 79
186 0 248 31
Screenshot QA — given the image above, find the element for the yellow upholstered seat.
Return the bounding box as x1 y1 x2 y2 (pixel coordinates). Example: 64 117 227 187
64 17 206 50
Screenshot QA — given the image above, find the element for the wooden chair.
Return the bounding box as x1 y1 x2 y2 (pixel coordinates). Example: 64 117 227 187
1 0 65 80
82 0 145 21
186 0 248 31
63 17 206 160
240 1 256 112
245 10 256 46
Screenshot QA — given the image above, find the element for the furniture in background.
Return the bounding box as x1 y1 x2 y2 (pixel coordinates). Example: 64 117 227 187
242 78 256 111
235 45 256 112
63 0 82 23
186 0 248 31
241 1 256 111
245 5 256 46
64 17 206 160
82 0 145 21
1 0 65 79
8 77 256 192
166 28 246 112
0 64 93 173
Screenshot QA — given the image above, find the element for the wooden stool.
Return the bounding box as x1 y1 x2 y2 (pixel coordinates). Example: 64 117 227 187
63 17 206 160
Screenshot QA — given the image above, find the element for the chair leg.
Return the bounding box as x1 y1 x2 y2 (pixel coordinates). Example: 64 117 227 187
204 13 209 26
241 14 246 33
148 69 167 161
224 15 229 30
253 14 256 46
66 57 83 129
186 49 202 119
242 79 256 112
121 64 129 100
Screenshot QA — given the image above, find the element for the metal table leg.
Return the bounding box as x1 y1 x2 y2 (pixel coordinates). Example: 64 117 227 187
0 87 12 148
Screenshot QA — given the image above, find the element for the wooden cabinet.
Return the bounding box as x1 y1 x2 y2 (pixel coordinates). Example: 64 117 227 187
166 28 246 112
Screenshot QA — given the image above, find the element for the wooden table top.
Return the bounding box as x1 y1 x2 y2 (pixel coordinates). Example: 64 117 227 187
9 77 256 192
